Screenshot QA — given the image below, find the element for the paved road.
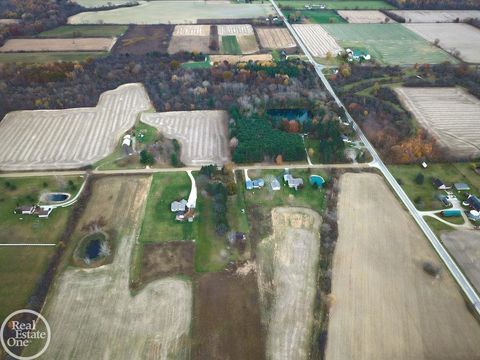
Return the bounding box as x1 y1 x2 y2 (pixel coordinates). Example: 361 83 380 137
270 0 480 314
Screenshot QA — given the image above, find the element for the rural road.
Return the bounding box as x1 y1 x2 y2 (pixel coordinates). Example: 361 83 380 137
269 0 480 314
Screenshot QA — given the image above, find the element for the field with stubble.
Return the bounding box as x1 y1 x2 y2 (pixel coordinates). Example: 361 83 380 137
255 27 296 49
257 207 322 360
141 110 230 166
395 87 480 159
326 173 480 360
0 38 116 52
31 176 193 360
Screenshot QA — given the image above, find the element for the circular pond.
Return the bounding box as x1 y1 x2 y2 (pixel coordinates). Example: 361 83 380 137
75 232 111 266
309 175 325 188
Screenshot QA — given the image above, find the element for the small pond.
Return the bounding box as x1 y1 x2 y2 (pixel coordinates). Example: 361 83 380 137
40 192 71 204
267 109 311 123
85 238 101 260
76 232 110 266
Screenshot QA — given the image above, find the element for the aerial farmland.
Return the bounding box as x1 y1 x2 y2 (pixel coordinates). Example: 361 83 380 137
292 24 343 57
0 83 151 170
404 23 480 63
141 110 230 166
395 87 480 158
337 10 394 23
327 173 480 360
255 27 297 49
391 10 480 22
0 37 117 52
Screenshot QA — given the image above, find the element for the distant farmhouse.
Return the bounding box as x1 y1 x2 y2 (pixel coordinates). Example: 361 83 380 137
346 48 371 62
171 199 194 222
432 178 449 190
283 173 304 190
14 205 53 218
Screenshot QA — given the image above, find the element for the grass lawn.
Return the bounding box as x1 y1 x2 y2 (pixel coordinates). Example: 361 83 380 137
221 35 242 55
389 162 480 211
181 56 212 69
38 25 128 38
322 23 455 65
0 176 83 321
138 172 195 243
423 216 456 235
239 168 328 213
284 9 347 23
278 0 395 10
0 51 107 64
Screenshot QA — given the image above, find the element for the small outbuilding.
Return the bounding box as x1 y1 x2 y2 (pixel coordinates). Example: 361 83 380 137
284 173 304 190
432 178 449 190
271 178 281 191
466 195 480 212
171 199 188 213
454 183 470 191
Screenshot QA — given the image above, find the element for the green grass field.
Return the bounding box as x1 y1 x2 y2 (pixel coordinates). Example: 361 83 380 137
322 23 455 65
221 35 242 55
138 172 195 243
284 9 346 23
389 162 480 211
278 0 395 10
38 25 128 38
0 176 83 321
181 56 212 69
0 52 107 64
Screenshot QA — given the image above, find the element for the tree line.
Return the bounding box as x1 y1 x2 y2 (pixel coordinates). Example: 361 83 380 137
385 0 480 10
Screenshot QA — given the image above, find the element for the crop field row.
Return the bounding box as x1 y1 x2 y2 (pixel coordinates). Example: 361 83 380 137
391 10 480 23
322 23 454 65
404 23 480 63
0 38 117 52
278 0 395 10
338 10 394 23
173 24 210 36
327 173 480 360
218 24 254 36
395 87 480 159
38 25 128 38
68 1 275 24
256 27 297 49
0 83 151 170
293 24 342 57
141 110 230 166
221 35 242 54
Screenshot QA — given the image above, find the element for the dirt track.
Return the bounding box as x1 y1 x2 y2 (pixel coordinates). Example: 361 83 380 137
326 173 480 360
37 176 192 360
0 83 151 171
257 207 322 360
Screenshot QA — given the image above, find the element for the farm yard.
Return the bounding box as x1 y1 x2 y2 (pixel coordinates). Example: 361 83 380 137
255 27 297 49
337 10 394 23
326 173 480 360
391 10 480 23
113 25 173 54
0 83 152 171
0 38 116 52
140 110 230 166
38 25 128 38
257 207 322 360
33 176 193 360
278 0 395 10
395 87 480 159
404 23 480 63
292 24 342 57
68 1 275 24
322 23 454 64
168 25 210 55
442 231 480 294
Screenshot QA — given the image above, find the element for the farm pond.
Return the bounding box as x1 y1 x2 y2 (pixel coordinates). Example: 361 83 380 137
75 232 111 266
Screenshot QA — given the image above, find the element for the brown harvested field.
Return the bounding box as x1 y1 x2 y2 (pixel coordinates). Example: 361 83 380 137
217 24 254 36
173 24 210 36
0 83 152 171
141 110 230 166
113 25 173 55
193 271 266 360
404 23 480 63
210 53 272 63
392 10 480 23
168 35 210 54
257 207 322 360
337 10 394 23
442 230 480 294
237 34 259 54
0 37 116 52
395 87 480 158
255 27 297 49
292 24 342 57
36 176 193 360
140 241 195 285
326 173 480 360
